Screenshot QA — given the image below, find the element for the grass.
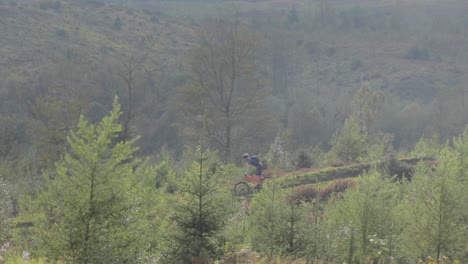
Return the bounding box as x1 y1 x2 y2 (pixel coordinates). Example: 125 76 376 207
272 163 368 188
5 258 51 264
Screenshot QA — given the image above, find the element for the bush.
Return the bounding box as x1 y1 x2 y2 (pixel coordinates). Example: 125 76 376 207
294 186 318 202
318 179 356 200
294 179 356 202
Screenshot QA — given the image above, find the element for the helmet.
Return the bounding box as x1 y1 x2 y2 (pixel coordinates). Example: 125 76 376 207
242 153 249 159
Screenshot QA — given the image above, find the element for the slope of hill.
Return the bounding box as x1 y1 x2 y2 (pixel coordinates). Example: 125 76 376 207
1 0 468 154
0 0 195 83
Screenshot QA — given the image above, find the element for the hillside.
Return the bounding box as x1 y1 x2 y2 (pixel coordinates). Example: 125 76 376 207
233 156 434 200
2 0 467 98
3 2 467 96
0 0 194 84
2 1 468 262
1 0 468 152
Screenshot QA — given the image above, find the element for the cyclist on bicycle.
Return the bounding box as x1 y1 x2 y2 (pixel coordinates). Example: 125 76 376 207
242 153 263 177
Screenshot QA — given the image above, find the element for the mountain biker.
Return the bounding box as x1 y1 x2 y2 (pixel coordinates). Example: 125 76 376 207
242 153 263 177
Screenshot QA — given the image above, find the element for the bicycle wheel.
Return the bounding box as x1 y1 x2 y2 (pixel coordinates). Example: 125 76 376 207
234 182 250 196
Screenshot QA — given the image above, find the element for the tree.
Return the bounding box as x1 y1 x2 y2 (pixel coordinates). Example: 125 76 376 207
330 114 367 162
248 183 308 258
248 183 287 257
453 126 468 181
20 51 98 168
324 171 404 263
176 13 259 162
266 132 291 172
0 176 12 242
287 92 333 148
116 36 157 141
400 146 468 261
351 82 384 136
161 147 226 263
20 97 153 263
294 150 312 169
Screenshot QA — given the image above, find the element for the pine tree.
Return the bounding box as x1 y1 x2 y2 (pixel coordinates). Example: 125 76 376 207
248 183 287 257
400 146 468 261
453 126 468 181
161 147 226 264
0 176 12 242
20 97 152 263
248 183 307 257
330 114 367 162
295 150 312 169
324 171 404 262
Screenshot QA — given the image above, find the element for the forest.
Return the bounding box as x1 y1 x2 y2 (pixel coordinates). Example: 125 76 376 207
0 0 468 263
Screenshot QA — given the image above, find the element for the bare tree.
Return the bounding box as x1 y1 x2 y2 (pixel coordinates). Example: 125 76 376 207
176 13 259 162
117 36 158 141
20 51 98 166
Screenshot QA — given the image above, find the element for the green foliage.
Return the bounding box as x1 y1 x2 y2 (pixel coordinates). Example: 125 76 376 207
281 193 308 256
222 201 249 250
0 176 13 242
294 150 312 169
151 156 178 193
301 200 328 261
410 135 444 158
324 171 404 263
18 97 154 263
352 83 385 136
248 183 287 257
5 256 50 264
330 115 367 162
452 125 468 181
359 132 395 163
248 183 307 258
400 146 468 260
3 1 468 261
0 154 39 215
266 133 291 172
160 147 227 263
309 145 328 167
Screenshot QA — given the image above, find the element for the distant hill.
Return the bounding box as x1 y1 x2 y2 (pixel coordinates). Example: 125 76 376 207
1 0 468 152
0 0 195 82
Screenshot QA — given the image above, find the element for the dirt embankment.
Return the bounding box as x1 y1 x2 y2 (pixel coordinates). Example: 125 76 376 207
280 157 436 188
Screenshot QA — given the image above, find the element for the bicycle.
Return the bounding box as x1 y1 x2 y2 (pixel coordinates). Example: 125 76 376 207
233 173 270 196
